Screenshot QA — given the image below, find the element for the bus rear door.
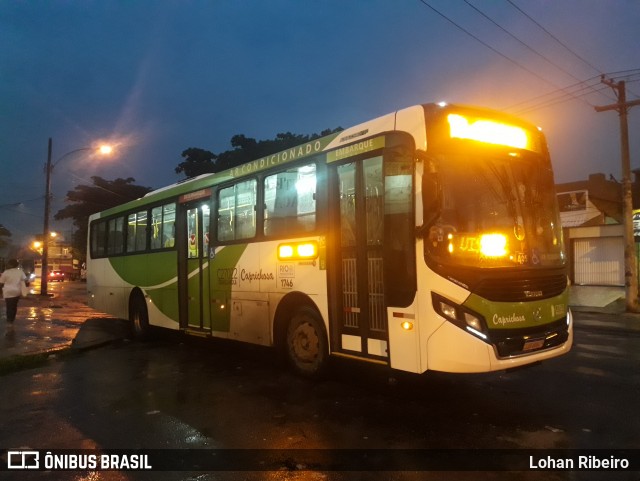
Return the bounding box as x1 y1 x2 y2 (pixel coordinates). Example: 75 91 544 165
177 190 212 332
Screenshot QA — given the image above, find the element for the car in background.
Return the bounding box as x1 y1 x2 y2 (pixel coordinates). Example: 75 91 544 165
48 270 66 282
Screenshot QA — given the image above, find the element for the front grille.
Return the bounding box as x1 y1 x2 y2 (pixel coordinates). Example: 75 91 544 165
490 318 569 358
475 274 567 302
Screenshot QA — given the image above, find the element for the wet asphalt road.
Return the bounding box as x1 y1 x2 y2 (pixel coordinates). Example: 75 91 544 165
0 299 639 480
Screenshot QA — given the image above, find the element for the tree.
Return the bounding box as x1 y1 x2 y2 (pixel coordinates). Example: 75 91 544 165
175 128 343 179
174 148 218 178
54 176 152 261
0 224 11 249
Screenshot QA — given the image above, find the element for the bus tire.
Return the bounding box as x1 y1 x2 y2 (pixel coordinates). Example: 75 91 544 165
129 293 150 340
286 306 328 378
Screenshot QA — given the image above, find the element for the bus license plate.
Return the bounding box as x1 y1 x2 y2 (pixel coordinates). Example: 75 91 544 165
523 338 545 352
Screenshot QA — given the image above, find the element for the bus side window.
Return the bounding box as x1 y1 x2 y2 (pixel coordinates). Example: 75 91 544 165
151 206 163 250
150 203 176 249
217 210 233 242
235 180 257 239
107 216 125 255
91 221 107 258
127 210 148 252
264 163 316 236
217 180 256 242
163 203 176 248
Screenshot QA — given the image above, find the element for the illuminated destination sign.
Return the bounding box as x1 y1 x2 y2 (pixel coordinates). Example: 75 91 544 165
447 113 540 152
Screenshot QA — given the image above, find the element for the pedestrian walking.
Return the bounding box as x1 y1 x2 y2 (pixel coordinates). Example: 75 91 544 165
0 259 27 323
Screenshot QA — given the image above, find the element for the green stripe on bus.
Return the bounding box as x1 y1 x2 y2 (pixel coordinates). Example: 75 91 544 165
110 252 178 288
463 290 569 330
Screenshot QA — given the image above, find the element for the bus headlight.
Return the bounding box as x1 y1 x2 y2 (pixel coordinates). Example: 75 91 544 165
432 293 488 341
463 312 483 332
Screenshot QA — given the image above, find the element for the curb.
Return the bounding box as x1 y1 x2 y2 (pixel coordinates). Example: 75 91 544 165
0 346 73 376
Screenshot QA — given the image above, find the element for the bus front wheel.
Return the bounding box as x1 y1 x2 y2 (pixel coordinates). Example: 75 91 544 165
286 307 328 377
130 294 150 340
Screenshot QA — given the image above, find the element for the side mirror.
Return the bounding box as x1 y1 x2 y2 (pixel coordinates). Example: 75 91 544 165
416 152 442 237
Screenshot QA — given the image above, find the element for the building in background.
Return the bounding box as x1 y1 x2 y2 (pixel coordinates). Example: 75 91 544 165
556 172 629 287
31 232 81 280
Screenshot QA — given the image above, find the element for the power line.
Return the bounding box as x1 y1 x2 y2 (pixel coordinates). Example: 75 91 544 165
416 0 605 111
505 0 603 76
508 79 608 115
506 0 640 100
508 71 640 114
416 0 559 88
416 1 640 114
463 0 611 104
0 196 45 209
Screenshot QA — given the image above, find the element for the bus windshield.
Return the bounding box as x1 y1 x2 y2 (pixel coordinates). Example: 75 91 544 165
425 150 566 269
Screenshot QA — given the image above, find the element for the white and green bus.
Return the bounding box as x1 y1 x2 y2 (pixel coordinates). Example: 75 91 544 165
87 103 572 376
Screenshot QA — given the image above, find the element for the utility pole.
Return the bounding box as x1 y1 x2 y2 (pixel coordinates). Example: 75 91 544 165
595 77 640 312
41 137 53 297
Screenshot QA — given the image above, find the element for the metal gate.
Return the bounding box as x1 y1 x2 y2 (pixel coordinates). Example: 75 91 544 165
573 236 624 286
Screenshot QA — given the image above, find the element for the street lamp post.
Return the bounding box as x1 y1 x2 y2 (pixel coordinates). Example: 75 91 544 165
41 138 53 296
40 137 112 296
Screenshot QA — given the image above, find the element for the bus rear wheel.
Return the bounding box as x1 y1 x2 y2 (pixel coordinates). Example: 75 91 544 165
286 307 328 377
129 294 150 340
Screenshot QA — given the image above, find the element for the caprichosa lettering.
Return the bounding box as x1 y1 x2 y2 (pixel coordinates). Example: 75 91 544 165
492 312 526 326
240 268 275 283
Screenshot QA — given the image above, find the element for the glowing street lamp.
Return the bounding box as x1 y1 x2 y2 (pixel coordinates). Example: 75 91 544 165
40 138 112 296
32 240 43 255
99 144 113 155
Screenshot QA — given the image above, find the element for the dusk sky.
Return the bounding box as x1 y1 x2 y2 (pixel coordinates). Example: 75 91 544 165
1 1 639 245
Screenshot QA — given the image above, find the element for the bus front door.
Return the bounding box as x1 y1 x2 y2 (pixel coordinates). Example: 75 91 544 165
330 156 389 361
178 198 211 331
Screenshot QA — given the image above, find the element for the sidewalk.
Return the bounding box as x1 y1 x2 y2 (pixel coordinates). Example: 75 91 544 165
0 282 639 369
0 281 129 367
569 285 640 334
